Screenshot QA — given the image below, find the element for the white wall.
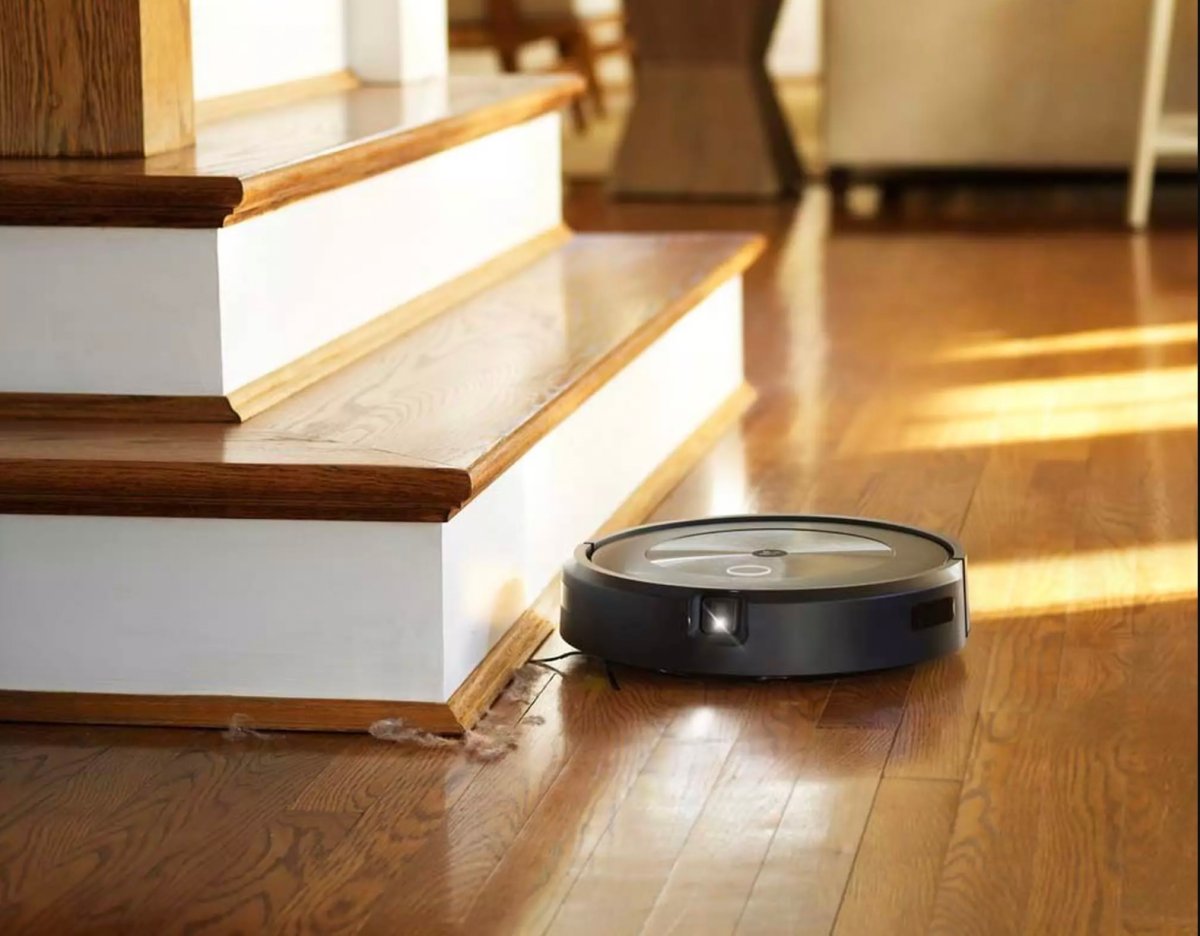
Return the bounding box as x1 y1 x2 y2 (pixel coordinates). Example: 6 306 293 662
192 0 449 101
192 0 348 101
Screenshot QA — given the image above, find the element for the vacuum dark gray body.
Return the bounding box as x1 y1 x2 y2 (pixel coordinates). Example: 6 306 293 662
560 515 969 677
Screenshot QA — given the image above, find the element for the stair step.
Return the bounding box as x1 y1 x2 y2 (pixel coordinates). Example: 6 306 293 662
0 233 764 521
0 74 582 228
0 76 577 404
0 232 762 731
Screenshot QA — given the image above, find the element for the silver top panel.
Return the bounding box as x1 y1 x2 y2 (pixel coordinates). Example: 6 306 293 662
590 519 954 590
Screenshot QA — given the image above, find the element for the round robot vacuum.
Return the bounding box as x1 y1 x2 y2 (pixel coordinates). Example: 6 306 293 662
560 515 969 677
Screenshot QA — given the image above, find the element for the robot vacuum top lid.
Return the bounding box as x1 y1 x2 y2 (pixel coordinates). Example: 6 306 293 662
587 516 961 592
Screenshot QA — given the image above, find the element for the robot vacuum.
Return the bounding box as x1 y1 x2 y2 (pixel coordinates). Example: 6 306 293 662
560 515 968 677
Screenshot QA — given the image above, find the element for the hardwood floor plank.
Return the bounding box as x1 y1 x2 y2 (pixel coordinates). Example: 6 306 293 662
1122 919 1200 936
0 745 179 908
832 777 960 936
1120 602 1198 926
963 451 1090 716
733 728 893 936
161 809 359 936
1024 728 1126 935
1058 431 1186 707
3 738 315 931
355 675 578 931
927 709 1051 935
287 742 451 817
979 619 1066 713
0 737 111 823
1064 411 1197 930
928 709 1126 935
835 425 988 540
266 748 481 935
639 689 830 936
267 666 554 934
547 735 736 935
819 668 914 731
22 740 341 933
886 633 995 781
1058 604 1138 709
455 671 708 936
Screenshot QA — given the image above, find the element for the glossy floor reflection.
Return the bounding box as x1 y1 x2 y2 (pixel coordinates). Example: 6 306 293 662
0 183 1195 935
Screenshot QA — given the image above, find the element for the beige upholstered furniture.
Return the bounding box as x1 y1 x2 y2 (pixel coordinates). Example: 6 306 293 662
825 0 1198 170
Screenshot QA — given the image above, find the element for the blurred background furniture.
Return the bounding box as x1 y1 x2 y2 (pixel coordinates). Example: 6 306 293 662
1129 0 1199 229
448 0 630 128
611 0 803 200
825 0 1198 172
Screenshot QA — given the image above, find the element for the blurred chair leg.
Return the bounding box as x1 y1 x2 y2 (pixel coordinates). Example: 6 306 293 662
577 30 607 119
1128 0 1177 230
555 35 591 131
569 93 588 132
497 43 521 73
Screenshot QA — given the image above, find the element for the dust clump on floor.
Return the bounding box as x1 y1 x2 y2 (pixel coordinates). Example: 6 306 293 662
368 664 546 762
222 713 273 741
499 665 542 707
368 718 457 748
462 725 520 761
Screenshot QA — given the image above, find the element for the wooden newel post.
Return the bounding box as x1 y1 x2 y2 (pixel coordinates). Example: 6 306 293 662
0 0 194 157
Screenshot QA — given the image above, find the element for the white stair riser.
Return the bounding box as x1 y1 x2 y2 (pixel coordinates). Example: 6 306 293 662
0 280 744 704
0 516 447 701
0 113 562 397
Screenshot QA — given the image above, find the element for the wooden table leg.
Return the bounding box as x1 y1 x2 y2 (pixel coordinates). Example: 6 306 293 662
612 0 802 199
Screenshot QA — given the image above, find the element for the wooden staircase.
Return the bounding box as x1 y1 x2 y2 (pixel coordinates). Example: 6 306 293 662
0 1 763 733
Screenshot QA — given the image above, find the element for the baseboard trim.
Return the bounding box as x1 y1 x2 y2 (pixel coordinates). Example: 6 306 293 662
0 393 238 423
0 690 461 734
447 585 560 731
195 70 361 125
0 382 754 734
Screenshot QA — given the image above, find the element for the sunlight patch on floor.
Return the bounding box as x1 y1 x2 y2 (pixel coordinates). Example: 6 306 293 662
941 322 1198 362
968 540 1198 618
864 364 1197 451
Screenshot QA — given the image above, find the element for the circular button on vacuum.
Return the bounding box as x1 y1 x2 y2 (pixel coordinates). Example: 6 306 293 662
725 564 773 577
560 515 969 678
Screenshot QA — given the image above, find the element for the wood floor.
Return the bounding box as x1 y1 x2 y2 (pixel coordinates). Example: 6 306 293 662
1 184 1196 935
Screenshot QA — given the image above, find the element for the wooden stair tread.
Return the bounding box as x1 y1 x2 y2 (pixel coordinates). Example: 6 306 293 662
0 75 582 227
0 232 764 521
